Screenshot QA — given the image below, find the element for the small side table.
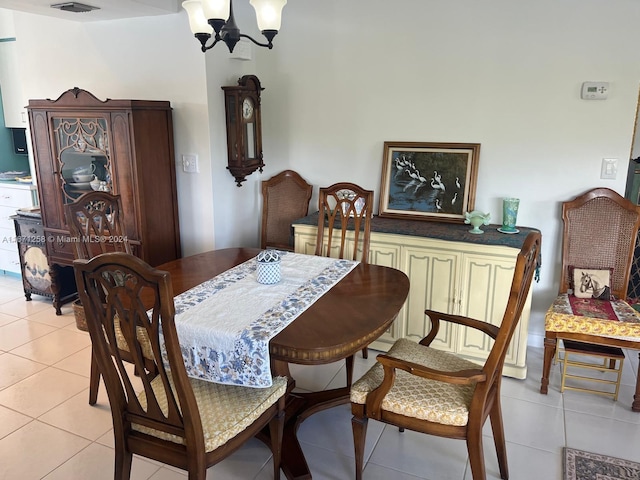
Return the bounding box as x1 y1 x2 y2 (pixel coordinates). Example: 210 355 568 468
12 212 77 315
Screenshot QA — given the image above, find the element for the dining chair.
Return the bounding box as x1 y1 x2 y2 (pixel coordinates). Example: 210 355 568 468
261 170 313 251
65 191 153 406
315 182 373 263
544 187 640 400
74 252 287 480
350 231 541 480
65 190 132 259
316 182 374 358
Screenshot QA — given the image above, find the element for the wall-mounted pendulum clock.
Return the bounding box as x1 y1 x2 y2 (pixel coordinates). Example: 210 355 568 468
222 75 265 186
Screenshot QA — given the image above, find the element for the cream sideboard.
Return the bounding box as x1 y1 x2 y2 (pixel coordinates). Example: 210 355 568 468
0 182 34 273
293 215 539 379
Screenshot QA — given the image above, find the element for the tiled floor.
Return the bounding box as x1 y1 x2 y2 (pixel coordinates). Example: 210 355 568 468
1 273 640 479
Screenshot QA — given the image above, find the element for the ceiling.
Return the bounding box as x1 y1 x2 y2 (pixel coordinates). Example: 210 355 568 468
0 0 181 22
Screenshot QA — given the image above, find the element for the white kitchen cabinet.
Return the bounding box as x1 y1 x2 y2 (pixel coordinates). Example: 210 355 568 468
0 39 27 128
0 183 34 273
292 218 536 379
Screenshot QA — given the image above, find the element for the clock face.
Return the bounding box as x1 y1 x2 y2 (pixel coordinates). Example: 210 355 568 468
242 97 254 120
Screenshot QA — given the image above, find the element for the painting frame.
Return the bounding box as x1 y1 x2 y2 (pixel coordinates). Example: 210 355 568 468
378 141 480 223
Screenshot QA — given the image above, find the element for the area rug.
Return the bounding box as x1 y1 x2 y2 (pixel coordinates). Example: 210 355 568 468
564 447 640 480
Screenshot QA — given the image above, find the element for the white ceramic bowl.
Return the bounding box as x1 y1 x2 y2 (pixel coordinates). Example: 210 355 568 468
73 174 94 182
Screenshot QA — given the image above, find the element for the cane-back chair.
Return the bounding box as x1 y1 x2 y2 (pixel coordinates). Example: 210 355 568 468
316 182 374 358
351 231 541 480
543 188 640 404
65 191 151 406
74 252 287 480
261 170 313 251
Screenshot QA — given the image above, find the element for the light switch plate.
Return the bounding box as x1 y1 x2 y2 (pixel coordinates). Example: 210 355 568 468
600 158 617 180
182 154 199 173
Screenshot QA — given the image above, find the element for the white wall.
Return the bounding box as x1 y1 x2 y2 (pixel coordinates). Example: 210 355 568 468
251 0 640 346
10 9 215 256
5 0 640 349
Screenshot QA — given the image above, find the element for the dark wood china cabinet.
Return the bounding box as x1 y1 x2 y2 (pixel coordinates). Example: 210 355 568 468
28 88 181 290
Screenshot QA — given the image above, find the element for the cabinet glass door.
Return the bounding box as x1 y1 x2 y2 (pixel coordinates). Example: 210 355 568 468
52 116 112 205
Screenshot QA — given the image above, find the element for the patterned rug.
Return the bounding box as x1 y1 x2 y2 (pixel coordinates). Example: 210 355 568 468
564 448 640 480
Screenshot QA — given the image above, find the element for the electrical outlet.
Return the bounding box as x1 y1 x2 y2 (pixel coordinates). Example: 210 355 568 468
600 158 618 180
182 154 198 173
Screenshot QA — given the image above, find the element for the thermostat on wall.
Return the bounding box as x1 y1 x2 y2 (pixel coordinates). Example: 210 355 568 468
581 82 609 100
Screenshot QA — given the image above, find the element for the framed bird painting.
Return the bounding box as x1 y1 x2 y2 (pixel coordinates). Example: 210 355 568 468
378 141 480 223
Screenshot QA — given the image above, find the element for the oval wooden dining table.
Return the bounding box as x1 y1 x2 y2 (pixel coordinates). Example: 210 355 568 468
154 247 410 480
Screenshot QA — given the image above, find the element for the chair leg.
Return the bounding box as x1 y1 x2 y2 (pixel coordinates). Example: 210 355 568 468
466 420 487 480
269 407 285 480
114 442 132 480
352 414 368 480
489 400 509 480
362 347 368 359
89 350 101 405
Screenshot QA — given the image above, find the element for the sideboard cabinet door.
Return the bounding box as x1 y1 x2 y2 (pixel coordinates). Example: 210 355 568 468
293 222 532 379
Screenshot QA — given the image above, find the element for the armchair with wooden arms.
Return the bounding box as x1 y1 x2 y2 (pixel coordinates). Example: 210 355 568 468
350 231 541 480
65 191 152 406
261 170 313 251
74 252 286 480
540 187 640 409
316 182 374 359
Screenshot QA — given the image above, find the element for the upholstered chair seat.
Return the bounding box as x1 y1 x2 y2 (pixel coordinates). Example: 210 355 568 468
351 338 478 427
135 374 288 451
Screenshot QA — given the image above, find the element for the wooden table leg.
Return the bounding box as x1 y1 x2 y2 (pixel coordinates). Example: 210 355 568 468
540 336 556 394
633 352 640 412
266 357 355 479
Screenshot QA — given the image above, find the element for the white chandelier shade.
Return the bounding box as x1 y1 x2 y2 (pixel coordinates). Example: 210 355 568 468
182 0 287 53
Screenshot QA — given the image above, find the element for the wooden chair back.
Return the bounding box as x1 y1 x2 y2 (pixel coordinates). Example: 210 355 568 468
476 231 541 390
261 170 313 250
73 253 206 460
315 182 373 263
65 191 132 260
75 253 286 479
559 187 640 299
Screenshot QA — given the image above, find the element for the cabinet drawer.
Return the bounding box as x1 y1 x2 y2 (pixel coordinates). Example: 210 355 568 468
0 187 32 209
0 247 21 274
0 205 17 226
17 222 45 241
0 225 16 248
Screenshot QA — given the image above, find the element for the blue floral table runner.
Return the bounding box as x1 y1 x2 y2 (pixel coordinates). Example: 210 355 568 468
169 251 358 388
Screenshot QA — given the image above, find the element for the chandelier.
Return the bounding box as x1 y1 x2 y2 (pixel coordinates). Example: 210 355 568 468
182 0 287 53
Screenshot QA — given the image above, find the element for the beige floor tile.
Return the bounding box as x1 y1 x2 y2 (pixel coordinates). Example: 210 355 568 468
0 311 20 327
0 366 88 417
0 288 24 305
0 319 58 351
0 420 89 480
43 442 161 480
96 429 115 448
53 345 92 377
0 404 32 439
39 389 113 441
0 352 48 390
26 306 77 329
0 296 52 318
148 467 188 479
10 328 91 365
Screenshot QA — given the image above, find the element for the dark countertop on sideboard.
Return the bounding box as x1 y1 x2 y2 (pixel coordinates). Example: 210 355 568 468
293 212 541 250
